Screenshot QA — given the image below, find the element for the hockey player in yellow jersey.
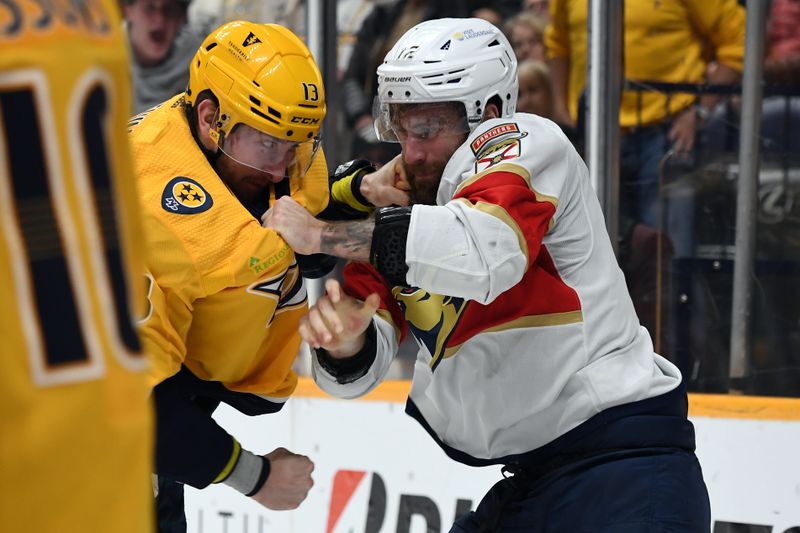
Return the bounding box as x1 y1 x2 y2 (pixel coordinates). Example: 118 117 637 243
130 20 407 529
0 1 154 532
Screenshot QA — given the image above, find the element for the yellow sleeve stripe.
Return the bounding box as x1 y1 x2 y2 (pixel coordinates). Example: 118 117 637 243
455 162 559 207
453 198 530 264
454 162 558 232
455 162 525 194
441 310 584 359
331 174 373 213
212 438 242 483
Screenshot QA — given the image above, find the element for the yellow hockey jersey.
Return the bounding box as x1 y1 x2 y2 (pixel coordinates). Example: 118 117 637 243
130 94 330 399
0 2 154 532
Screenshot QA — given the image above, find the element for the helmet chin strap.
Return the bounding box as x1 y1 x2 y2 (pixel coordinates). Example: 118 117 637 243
207 108 227 157
185 100 223 165
203 128 223 165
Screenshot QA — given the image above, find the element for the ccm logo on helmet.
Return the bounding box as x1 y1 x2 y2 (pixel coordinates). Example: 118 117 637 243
291 116 320 125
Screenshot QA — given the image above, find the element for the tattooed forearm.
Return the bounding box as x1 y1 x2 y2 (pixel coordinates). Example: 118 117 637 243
319 219 375 261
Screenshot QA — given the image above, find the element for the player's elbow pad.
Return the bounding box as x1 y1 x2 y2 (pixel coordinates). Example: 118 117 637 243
369 206 411 287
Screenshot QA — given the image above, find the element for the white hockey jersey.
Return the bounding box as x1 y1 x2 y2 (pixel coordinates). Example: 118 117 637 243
314 114 681 464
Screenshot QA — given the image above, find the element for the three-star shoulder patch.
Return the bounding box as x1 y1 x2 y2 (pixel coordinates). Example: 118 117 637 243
161 177 213 215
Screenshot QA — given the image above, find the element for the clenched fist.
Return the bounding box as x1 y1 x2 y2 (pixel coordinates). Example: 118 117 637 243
251 447 314 510
360 154 411 207
261 196 323 255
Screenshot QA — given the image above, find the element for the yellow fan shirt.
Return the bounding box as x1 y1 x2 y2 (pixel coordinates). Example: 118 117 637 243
546 0 745 127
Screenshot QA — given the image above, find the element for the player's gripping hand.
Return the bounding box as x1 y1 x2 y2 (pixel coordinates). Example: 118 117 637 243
251 447 314 510
261 196 322 255
300 278 380 358
360 154 411 207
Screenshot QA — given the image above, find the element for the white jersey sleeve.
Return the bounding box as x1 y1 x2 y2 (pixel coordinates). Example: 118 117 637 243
311 314 400 398
405 116 576 304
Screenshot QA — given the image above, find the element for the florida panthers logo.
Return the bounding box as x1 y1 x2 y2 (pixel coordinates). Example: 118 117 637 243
474 139 518 172
392 287 467 371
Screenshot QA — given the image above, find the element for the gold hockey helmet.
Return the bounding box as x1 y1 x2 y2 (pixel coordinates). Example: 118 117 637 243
187 21 326 175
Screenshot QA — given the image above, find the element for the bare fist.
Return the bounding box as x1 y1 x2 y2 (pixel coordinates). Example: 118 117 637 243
261 196 323 255
250 447 314 510
360 154 411 207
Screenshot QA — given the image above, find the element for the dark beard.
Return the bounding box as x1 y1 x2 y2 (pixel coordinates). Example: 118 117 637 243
403 160 445 206
214 155 271 215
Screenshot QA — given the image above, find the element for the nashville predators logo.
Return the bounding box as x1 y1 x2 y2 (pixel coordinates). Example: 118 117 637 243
393 287 467 371
161 177 213 215
243 31 262 47
248 261 306 326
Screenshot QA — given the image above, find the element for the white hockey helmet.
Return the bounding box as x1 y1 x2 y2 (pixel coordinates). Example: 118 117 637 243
373 17 518 143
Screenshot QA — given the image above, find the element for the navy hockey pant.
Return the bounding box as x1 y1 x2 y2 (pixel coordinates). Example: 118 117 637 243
451 446 710 532
450 386 710 532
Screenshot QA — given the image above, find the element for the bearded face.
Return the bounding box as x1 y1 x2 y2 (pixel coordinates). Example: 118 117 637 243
392 103 470 205
402 155 450 205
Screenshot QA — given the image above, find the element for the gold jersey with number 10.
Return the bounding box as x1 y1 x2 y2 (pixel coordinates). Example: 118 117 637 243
0 1 154 531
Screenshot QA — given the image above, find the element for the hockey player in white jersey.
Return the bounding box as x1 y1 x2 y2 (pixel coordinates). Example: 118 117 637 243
264 17 711 532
